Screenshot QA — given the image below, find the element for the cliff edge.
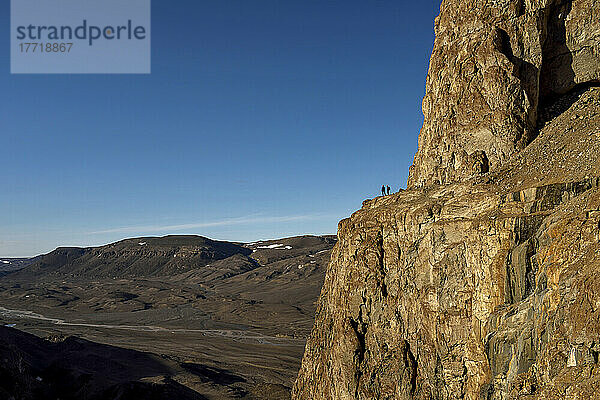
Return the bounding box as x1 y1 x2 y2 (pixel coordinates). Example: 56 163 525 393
293 0 600 399
409 0 600 187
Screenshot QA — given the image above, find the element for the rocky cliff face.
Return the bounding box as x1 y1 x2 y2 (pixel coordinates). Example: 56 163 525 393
292 0 600 399
408 0 600 188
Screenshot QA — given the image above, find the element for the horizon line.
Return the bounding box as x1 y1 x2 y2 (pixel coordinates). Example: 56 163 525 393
1 230 337 259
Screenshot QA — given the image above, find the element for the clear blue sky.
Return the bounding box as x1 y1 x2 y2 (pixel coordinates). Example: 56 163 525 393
0 1 440 257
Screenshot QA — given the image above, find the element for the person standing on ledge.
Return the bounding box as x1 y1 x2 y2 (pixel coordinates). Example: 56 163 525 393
386 185 390 195
381 185 386 196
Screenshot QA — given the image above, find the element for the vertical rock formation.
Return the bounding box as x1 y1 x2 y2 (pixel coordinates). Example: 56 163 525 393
408 0 600 188
293 0 600 399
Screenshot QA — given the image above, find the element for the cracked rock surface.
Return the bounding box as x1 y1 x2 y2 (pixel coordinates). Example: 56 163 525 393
292 0 600 398
408 0 600 188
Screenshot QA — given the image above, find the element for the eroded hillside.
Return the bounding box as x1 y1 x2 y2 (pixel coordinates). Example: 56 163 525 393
0 235 335 400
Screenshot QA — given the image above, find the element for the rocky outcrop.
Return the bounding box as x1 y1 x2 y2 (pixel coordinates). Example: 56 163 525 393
408 0 600 188
294 174 600 399
292 0 600 398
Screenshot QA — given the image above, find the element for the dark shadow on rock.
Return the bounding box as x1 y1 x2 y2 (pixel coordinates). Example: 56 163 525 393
495 27 541 144
181 362 247 385
538 81 600 126
536 2 600 132
539 1 575 104
101 378 209 400
0 327 206 400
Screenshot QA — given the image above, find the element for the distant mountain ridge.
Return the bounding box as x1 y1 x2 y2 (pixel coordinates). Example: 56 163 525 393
0 234 337 398
9 235 336 281
11 235 253 280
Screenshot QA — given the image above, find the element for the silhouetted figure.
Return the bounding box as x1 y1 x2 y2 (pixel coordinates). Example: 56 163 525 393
386 186 390 195
381 185 386 196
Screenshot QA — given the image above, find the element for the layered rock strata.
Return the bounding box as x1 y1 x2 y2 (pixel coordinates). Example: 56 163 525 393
293 0 600 398
408 0 600 187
